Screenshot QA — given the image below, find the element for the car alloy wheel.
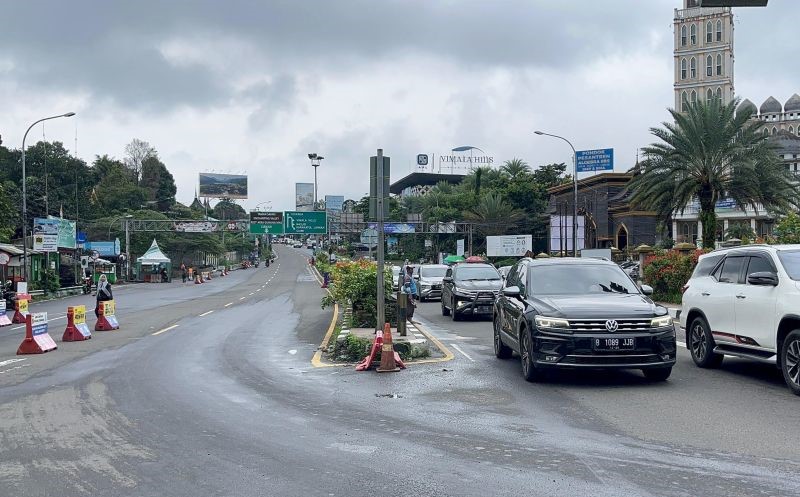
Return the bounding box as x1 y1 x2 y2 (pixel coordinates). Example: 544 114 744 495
780 330 800 396
688 317 723 368
494 317 512 359
519 329 540 381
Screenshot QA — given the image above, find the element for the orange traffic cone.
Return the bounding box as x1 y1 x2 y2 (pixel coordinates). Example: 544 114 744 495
376 323 400 373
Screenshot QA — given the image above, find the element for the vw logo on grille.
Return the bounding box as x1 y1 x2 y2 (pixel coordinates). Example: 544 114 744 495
605 320 619 332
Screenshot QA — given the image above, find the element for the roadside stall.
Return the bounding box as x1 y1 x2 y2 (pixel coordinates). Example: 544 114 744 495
135 239 172 283
91 259 118 284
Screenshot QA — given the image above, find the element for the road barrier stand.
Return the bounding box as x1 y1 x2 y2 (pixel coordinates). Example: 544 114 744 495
95 300 119 331
12 298 29 324
207 271 213 280
17 312 57 355
195 273 203 284
0 300 12 327
63 305 92 341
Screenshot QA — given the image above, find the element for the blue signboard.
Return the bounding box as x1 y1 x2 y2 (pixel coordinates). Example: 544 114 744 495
84 239 121 256
576 148 614 173
367 223 416 234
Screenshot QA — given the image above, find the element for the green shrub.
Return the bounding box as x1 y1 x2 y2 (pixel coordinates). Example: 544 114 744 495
321 260 393 328
642 250 701 303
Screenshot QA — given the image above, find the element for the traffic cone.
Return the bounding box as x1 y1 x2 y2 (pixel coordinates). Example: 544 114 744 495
376 323 400 373
355 329 383 371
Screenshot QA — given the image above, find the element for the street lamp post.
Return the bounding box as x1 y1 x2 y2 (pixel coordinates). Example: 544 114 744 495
21 112 76 281
107 214 133 280
534 131 578 257
308 153 324 210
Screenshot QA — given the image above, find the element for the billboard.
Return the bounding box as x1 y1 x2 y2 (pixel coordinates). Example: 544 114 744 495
549 215 586 252
486 235 532 257
325 195 344 212
576 149 614 173
198 173 248 199
57 218 76 249
295 183 315 212
32 218 59 252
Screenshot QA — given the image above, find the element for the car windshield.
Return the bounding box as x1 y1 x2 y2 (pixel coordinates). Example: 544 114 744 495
456 265 501 281
529 264 639 295
777 250 800 280
420 266 447 278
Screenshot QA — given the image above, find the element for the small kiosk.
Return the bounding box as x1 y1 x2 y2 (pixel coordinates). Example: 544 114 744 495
135 239 172 283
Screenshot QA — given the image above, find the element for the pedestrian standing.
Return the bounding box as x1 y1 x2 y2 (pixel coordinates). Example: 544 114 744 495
401 265 417 321
95 274 113 318
181 263 187 284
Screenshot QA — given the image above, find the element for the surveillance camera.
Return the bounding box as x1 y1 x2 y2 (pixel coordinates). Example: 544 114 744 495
308 153 317 160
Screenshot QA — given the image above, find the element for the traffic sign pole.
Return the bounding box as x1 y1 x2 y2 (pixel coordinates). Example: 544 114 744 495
375 149 385 332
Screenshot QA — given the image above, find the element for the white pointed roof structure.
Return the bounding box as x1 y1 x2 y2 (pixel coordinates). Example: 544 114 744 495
137 239 171 264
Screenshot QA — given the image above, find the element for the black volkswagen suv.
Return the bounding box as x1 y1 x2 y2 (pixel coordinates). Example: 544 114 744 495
441 261 503 321
493 258 676 381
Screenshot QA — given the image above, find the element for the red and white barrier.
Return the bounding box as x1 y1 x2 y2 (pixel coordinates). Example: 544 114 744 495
63 305 92 341
95 300 119 331
17 312 57 354
12 298 29 324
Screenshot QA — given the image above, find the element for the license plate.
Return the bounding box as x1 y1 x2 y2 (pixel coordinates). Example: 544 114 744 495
479 306 492 313
593 337 635 350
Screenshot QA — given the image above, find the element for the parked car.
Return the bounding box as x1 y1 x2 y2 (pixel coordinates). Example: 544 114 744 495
391 266 402 290
415 264 449 301
441 261 503 320
292 242 302 249
681 244 800 396
493 257 675 382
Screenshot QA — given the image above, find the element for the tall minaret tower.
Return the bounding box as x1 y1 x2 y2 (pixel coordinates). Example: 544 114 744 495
673 0 735 111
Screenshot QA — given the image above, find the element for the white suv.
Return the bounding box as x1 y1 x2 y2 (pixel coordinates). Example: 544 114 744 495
680 244 800 396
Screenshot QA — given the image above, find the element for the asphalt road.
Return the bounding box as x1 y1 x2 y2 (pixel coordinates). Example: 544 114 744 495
1 246 799 497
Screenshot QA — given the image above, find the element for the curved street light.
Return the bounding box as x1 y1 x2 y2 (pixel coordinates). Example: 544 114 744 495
21 112 76 281
534 130 578 257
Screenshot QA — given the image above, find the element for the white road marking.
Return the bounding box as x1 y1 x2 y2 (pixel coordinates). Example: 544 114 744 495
249 292 254 296
677 341 687 349
288 349 297 355
451 344 475 362
0 358 26 367
199 310 214 317
0 365 30 374
256 288 261 292
152 324 179 336
239 297 246 301
224 302 234 307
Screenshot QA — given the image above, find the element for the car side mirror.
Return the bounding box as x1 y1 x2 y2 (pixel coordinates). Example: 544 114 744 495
640 284 654 296
442 276 453 283
747 271 778 286
503 286 521 297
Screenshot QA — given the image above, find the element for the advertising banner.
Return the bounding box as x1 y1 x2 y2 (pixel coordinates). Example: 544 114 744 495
103 301 116 316
486 235 533 257
576 149 614 173
456 239 465 256
549 215 586 252
295 183 315 212
83 240 121 256
199 173 248 199
33 218 59 252
173 221 219 233
366 223 416 234
57 218 76 249
325 195 345 212
18 299 29 314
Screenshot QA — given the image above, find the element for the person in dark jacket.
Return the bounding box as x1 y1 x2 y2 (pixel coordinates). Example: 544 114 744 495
95 274 113 317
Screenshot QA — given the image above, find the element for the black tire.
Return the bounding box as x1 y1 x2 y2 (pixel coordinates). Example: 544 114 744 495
779 329 800 396
494 316 512 359
688 316 724 368
642 367 672 382
519 328 542 382
441 300 450 316
450 298 461 321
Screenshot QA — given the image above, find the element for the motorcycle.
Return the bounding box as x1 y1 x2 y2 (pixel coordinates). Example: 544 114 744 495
82 276 93 295
254 260 261 268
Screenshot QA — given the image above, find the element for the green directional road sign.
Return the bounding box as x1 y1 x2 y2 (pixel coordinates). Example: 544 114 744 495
250 211 284 234
284 211 327 234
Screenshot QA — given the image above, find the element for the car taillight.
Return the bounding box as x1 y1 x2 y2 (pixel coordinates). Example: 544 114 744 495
681 284 689 294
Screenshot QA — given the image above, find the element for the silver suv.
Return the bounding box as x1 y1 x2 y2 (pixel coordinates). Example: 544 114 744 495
680 244 800 396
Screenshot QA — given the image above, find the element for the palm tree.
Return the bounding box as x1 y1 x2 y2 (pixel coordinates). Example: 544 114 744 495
628 98 798 249
465 192 524 236
500 158 531 180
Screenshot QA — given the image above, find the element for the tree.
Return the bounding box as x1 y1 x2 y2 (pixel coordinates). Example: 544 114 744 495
773 213 800 244
465 192 524 236
212 199 246 220
124 138 157 184
0 182 19 242
531 162 570 188
500 158 531 180
140 156 177 211
725 223 757 242
628 98 797 249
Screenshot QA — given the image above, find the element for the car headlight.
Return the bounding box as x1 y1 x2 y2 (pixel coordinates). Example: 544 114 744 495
650 315 673 328
534 315 570 329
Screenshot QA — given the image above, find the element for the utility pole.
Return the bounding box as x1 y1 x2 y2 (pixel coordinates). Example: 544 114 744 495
375 149 386 331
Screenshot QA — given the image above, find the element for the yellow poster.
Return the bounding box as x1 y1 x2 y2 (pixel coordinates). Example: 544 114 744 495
73 305 86 324
103 300 115 316
18 299 28 313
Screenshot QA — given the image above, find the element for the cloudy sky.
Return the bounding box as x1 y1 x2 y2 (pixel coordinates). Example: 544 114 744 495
1 0 798 211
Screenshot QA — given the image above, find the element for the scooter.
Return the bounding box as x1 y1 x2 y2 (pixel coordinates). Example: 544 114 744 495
82 276 93 294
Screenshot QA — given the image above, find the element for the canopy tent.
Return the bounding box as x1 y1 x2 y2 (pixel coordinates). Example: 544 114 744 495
135 239 172 282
